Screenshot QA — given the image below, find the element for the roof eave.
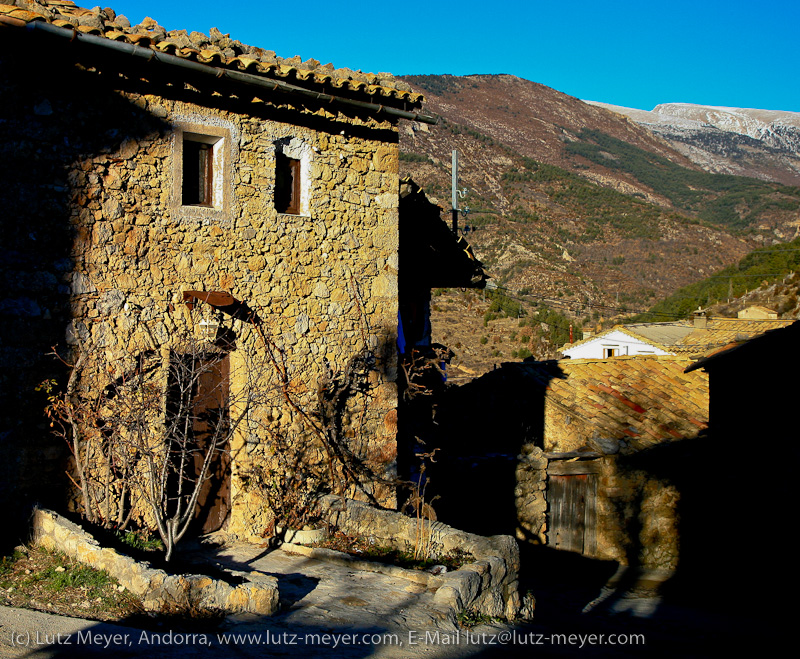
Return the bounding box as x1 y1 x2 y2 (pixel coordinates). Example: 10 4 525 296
15 18 439 124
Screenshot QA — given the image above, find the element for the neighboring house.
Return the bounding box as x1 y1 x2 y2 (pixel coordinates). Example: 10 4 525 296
430 355 709 575
686 319 799 451
0 1 437 536
562 309 794 359
736 305 777 319
513 356 709 573
397 178 487 362
561 324 691 358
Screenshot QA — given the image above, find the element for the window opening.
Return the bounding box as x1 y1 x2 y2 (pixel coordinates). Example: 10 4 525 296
275 153 301 214
182 138 214 206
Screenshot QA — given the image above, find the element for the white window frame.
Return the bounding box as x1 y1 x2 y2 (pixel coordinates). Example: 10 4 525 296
172 120 234 223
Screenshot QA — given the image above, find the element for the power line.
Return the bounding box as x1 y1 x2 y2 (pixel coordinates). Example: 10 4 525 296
486 280 798 324
488 284 687 320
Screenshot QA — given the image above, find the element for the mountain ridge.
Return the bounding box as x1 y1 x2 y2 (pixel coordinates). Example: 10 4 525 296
585 100 800 185
399 73 800 306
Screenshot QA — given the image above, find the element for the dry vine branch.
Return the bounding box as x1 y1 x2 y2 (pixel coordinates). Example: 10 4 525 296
254 325 398 508
45 288 419 559
43 315 284 560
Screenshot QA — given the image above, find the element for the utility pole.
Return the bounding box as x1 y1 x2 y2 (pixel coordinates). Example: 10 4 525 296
451 149 459 234
451 150 469 235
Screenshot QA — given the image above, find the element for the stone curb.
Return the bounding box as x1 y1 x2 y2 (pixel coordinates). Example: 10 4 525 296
30 508 279 615
316 496 527 621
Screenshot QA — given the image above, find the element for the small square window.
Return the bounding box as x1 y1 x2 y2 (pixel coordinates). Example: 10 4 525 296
275 153 301 214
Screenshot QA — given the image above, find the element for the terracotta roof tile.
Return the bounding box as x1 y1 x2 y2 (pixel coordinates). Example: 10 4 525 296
1 0 424 106
517 355 709 453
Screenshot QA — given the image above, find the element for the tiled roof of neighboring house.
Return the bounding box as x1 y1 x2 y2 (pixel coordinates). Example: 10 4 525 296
676 317 794 352
399 178 488 290
516 356 709 453
0 1 425 109
685 319 800 373
563 316 795 358
625 323 694 347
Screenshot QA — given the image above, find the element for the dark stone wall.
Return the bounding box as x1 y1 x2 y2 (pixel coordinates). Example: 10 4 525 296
0 37 171 541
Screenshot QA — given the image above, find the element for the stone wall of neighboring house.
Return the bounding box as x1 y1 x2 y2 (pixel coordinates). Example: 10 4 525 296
427 359 701 574
512 445 549 544
0 36 401 539
511 400 683 571
514 450 680 572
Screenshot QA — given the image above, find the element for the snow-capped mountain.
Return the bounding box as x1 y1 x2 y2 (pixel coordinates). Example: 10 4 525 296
586 101 800 185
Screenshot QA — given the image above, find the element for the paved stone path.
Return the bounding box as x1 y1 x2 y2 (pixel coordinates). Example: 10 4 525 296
214 542 455 633
0 542 509 658
1 540 753 658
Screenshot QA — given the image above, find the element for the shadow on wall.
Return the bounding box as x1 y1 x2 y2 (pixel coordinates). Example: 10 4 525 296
0 35 172 547
420 363 564 538
417 361 766 614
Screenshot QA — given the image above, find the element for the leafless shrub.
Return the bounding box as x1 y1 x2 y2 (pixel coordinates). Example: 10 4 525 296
43 305 391 560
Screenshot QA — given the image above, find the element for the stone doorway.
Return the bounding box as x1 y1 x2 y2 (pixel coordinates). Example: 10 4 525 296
167 352 232 535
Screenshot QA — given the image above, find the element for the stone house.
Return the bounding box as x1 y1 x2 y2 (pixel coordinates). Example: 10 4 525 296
561 311 794 359
397 178 487 364
736 305 778 319
0 1 438 539
511 356 709 573
686 320 798 449
430 355 709 576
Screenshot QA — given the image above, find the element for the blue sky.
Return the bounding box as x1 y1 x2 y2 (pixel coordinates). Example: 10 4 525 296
110 1 800 112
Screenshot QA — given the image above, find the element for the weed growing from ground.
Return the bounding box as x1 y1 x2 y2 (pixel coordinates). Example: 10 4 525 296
456 607 504 629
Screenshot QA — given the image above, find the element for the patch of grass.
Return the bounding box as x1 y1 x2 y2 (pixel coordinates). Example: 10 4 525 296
36 563 115 592
1 546 142 622
115 528 164 553
314 531 471 571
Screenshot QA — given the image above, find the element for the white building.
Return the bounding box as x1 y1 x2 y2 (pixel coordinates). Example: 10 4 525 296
562 311 794 359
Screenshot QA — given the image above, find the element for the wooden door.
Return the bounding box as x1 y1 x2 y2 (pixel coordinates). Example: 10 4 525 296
191 355 231 534
546 461 598 556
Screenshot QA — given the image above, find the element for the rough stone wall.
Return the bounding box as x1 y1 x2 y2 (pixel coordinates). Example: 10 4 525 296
513 445 548 544
541 401 586 453
512 398 681 571
0 44 401 538
592 459 680 571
